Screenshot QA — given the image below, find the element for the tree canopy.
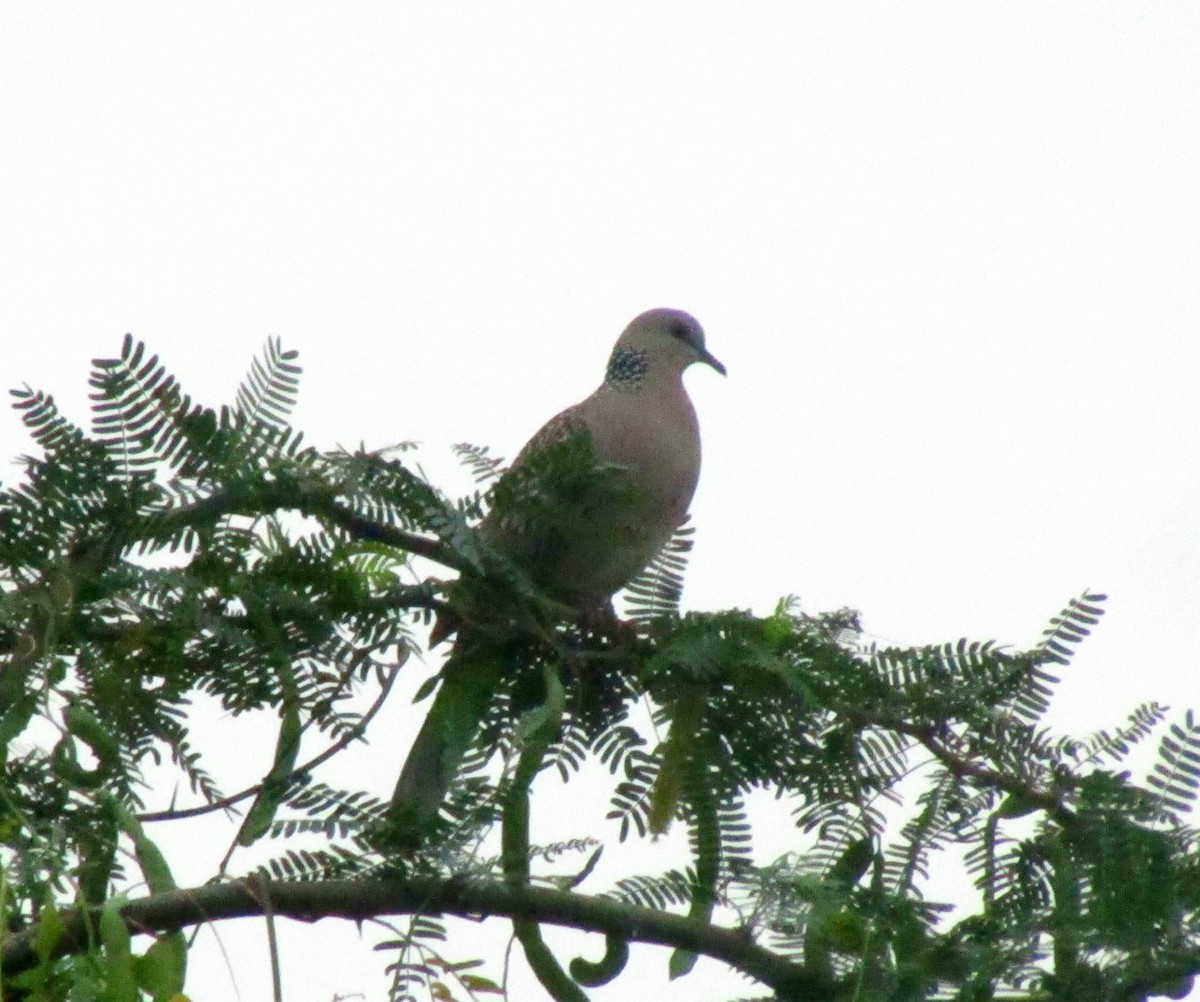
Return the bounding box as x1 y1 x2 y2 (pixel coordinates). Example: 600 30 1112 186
1 337 1198 1001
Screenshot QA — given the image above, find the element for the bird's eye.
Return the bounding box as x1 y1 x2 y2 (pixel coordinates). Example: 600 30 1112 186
669 320 693 342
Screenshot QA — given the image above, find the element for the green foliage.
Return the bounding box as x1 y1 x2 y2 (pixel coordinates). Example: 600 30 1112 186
1 337 1199 1002
625 521 694 623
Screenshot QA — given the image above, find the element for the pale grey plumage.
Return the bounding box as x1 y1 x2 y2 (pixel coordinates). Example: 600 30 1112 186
481 306 725 607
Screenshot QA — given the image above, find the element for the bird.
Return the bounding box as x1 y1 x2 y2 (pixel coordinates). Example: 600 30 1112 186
387 307 725 846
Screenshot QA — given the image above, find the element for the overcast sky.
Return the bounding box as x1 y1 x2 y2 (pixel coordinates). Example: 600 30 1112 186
3 5 1199 1000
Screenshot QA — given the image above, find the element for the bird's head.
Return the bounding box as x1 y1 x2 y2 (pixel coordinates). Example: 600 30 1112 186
606 308 726 386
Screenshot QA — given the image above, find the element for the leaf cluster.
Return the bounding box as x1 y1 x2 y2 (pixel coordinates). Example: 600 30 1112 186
1 338 1199 1002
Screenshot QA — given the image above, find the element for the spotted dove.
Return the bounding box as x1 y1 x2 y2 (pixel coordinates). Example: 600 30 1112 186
388 307 724 843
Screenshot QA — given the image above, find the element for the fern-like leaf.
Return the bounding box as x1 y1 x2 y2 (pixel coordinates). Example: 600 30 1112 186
234 336 302 429
623 522 694 622
1004 591 1105 722
1063 702 1166 766
1147 709 1200 814
452 442 506 484
89 334 184 480
1036 591 1106 666
10 386 87 454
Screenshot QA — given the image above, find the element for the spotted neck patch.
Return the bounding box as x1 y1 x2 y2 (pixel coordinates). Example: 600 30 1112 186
605 346 649 388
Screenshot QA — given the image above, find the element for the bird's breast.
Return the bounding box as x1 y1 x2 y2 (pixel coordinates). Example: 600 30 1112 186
488 380 705 606
584 383 701 532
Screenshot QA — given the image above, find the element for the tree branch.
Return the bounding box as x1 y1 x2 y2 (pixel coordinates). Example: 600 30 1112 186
837 704 1079 829
1 876 828 1000
132 479 469 572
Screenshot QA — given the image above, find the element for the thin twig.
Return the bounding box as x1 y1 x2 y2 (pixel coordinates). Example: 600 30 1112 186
253 874 283 1002
140 663 402 824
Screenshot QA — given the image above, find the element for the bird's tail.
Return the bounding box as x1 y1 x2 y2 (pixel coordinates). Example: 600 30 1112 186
386 630 500 849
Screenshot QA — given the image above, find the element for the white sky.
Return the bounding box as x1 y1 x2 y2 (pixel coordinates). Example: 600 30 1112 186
3 5 1200 1000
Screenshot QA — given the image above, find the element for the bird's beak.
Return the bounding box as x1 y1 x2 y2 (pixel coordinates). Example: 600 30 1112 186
700 348 727 376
